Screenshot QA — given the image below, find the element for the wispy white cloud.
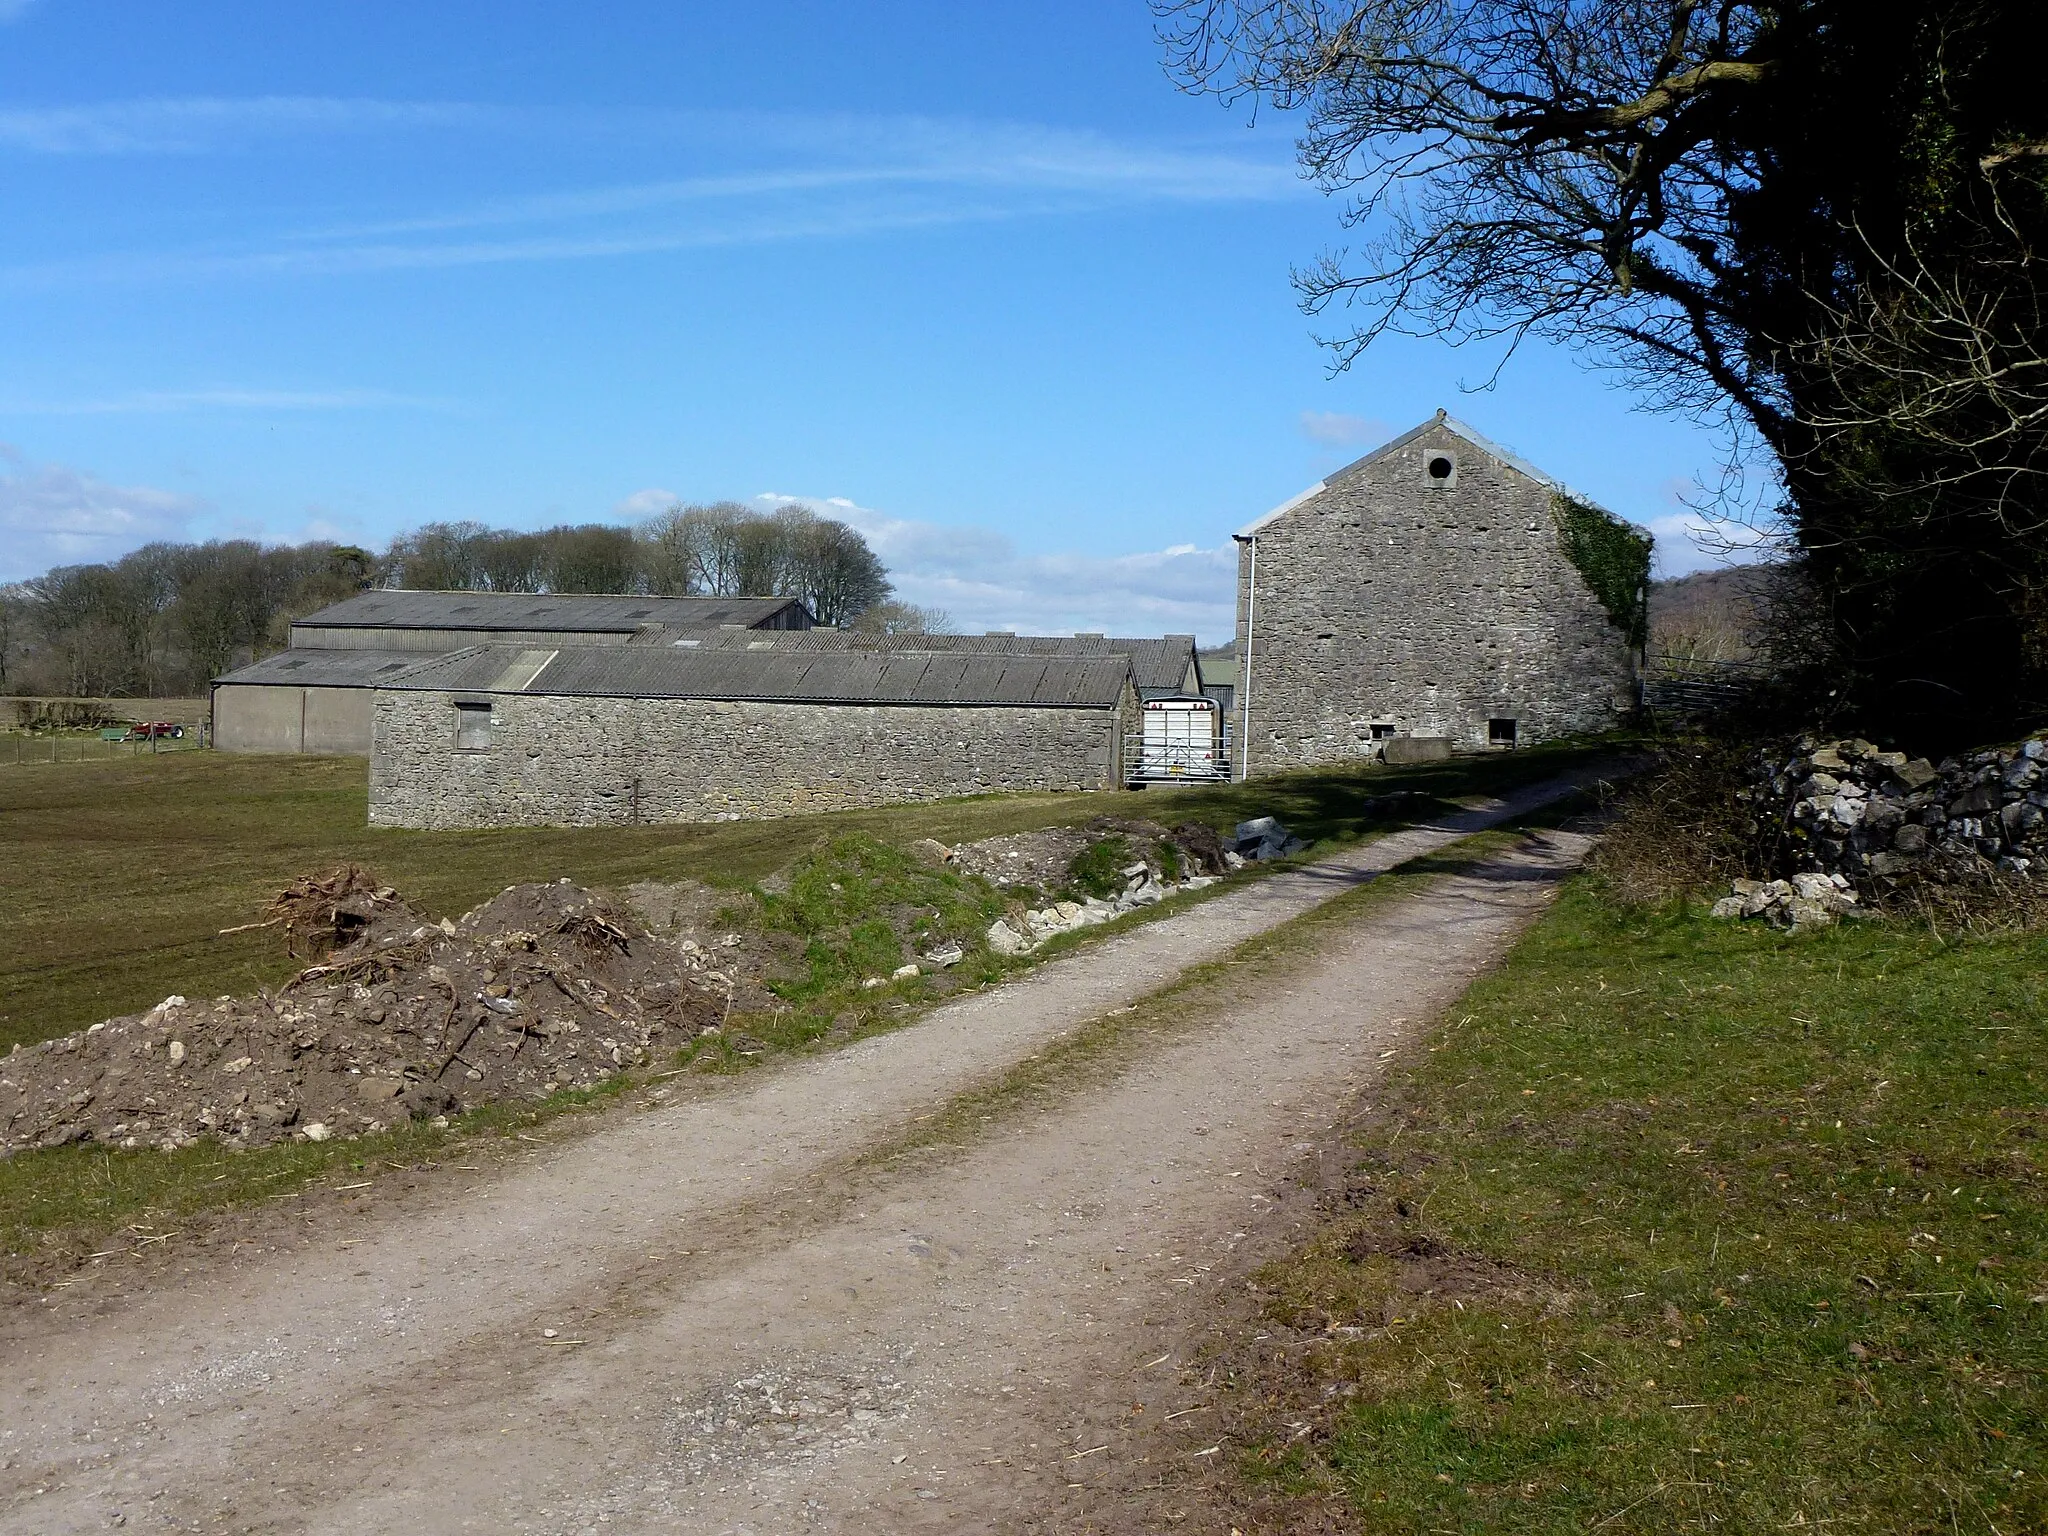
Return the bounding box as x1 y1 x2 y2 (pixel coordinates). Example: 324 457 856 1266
0 96 481 155
1647 509 1777 579
613 487 682 520
0 446 204 579
1647 474 1784 578
0 108 1300 286
754 492 1236 643
1298 410 1391 450
305 119 1293 243
0 386 456 415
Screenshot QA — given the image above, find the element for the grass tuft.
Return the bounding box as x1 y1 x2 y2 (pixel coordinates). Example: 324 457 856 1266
756 832 1005 1002
1066 835 1135 900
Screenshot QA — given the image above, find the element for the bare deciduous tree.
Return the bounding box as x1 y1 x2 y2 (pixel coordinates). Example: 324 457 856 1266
847 600 957 636
9 498 900 698
1792 218 2048 539
1159 0 1791 434
630 501 890 624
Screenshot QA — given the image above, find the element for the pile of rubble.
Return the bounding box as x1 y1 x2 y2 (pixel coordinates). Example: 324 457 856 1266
985 873 1225 956
980 815 1302 957
1231 815 1308 862
1708 734 2048 926
0 872 751 1156
1710 873 1859 930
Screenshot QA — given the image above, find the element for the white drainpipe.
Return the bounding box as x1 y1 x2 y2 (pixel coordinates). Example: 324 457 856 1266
1234 533 1257 781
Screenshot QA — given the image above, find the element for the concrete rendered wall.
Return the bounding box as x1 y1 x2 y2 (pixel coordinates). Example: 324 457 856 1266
367 690 1129 828
1235 419 1638 773
303 688 373 753
213 685 373 754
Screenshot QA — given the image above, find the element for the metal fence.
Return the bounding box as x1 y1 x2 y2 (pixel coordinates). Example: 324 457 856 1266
1642 653 1773 721
1 723 210 766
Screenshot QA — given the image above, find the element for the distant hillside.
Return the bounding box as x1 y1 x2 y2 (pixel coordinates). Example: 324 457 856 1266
1648 564 1791 663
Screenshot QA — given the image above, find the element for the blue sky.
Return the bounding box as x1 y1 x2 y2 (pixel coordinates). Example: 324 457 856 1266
0 1 1759 641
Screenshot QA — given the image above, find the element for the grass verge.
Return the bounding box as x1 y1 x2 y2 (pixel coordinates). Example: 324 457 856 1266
1218 884 2048 1534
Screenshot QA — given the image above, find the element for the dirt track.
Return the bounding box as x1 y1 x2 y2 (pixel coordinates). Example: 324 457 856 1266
0 774 1603 1534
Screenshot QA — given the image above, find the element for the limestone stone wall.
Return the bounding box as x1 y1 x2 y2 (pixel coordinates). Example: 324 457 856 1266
368 689 1130 828
1235 418 1639 772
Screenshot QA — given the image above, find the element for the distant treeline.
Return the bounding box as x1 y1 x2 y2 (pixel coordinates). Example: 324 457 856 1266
1 501 911 699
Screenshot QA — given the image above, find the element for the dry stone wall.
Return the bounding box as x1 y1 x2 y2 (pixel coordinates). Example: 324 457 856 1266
1747 735 2048 885
1237 419 1639 770
368 689 1128 828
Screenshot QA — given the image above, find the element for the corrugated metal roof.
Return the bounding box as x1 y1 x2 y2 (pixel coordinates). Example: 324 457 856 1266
376 644 1132 708
292 590 813 633
212 648 444 688
676 628 1198 693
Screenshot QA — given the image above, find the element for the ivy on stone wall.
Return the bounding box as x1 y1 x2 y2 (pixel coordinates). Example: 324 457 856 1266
1551 492 1651 649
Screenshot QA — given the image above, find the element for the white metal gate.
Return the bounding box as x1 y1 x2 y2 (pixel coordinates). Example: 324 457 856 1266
1134 695 1226 783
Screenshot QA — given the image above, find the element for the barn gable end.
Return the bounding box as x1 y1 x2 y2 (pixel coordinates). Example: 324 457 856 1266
1233 411 1644 771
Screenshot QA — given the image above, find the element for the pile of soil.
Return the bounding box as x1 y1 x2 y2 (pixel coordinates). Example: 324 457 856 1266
943 816 1230 895
943 826 1096 891
0 876 773 1157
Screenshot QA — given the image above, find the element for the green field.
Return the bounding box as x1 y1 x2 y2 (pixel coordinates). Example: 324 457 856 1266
0 744 1605 1053
1228 882 2048 1533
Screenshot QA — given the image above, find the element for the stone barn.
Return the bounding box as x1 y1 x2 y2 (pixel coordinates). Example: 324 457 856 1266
211 591 814 754
1233 411 1648 773
367 645 1138 828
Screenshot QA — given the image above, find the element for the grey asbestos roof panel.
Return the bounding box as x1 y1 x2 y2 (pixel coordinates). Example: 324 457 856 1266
677 628 1199 693
376 645 1131 708
211 649 442 688
293 590 811 633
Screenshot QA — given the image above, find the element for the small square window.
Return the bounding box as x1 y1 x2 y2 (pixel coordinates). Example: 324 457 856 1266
455 701 493 751
1425 452 1457 488
1488 717 1518 747
1369 722 1397 740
